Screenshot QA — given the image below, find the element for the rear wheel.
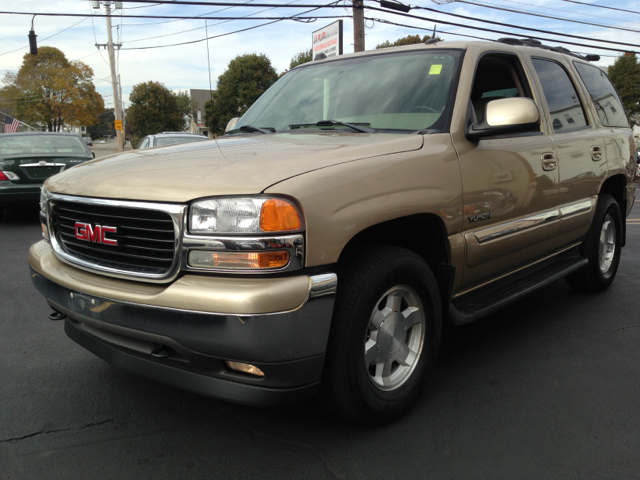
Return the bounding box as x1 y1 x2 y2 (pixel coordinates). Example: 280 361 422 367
321 246 442 424
566 194 622 292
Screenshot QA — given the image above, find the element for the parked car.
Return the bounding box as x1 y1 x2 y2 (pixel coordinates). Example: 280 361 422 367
0 132 94 216
31 39 634 424
136 132 208 149
81 137 93 147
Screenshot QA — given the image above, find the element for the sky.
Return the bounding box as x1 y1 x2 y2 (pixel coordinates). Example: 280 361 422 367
1 0 640 111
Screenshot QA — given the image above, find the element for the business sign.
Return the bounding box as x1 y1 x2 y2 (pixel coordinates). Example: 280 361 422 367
114 120 123 131
312 20 343 61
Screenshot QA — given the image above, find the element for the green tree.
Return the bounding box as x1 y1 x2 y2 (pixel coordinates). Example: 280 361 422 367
86 108 116 140
175 90 194 129
608 54 640 127
127 81 184 140
290 49 313 69
204 54 278 135
0 47 104 131
375 34 442 49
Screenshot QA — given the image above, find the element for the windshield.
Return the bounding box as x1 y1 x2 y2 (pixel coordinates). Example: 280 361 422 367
0 135 88 157
155 136 206 147
234 49 462 133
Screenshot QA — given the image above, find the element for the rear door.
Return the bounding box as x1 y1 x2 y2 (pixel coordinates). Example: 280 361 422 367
527 55 604 242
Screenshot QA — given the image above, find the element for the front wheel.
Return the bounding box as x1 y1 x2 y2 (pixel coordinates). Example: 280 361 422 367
320 246 442 424
566 194 622 292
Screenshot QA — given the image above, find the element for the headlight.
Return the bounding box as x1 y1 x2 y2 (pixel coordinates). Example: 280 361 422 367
40 187 49 213
190 197 303 234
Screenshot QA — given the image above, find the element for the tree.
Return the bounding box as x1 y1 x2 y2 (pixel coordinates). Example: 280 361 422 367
290 49 313 69
86 108 116 140
608 54 640 127
376 34 442 49
0 47 104 131
204 54 278 135
127 81 184 140
175 90 194 130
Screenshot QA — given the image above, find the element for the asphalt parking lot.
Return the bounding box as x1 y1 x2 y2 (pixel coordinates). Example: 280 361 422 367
1 198 639 479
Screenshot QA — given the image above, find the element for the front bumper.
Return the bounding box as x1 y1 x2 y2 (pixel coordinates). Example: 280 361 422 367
0 182 41 206
29 241 338 406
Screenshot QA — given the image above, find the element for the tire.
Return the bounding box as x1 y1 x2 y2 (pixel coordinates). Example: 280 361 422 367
320 245 442 424
565 194 622 292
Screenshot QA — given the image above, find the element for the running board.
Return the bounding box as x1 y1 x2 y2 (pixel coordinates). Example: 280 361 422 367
449 255 588 326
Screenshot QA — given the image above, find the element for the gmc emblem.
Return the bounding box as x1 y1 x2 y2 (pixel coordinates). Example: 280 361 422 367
74 222 117 246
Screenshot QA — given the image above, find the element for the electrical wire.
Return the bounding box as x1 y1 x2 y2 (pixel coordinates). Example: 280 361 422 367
365 5 638 53
123 0 256 27
560 0 640 16
368 3 640 50
0 17 89 57
497 0 640 28
90 3 113 68
125 0 300 44
121 0 345 49
0 77 114 104
455 0 640 34
0 11 347 20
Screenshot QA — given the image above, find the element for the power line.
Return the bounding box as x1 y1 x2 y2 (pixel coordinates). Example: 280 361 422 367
560 0 640 16
0 11 346 20
116 0 339 6
366 5 638 53
455 0 640 34
0 17 88 57
125 0 302 44
122 0 257 27
121 0 344 49
498 0 640 28
368 2 640 50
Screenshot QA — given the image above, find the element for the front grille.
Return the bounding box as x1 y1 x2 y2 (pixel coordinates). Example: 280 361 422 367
51 199 177 276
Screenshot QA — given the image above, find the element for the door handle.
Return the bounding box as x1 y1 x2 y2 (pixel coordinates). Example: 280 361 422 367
591 146 603 162
541 152 557 171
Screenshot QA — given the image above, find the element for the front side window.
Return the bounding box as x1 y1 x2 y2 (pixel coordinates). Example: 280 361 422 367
470 53 534 124
233 49 463 133
532 58 588 132
574 61 628 128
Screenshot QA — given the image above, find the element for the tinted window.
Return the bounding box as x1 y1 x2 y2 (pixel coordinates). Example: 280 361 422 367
574 62 629 128
532 58 588 132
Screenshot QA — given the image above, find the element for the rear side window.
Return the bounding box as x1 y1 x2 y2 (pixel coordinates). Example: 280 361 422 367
574 62 629 128
531 58 588 132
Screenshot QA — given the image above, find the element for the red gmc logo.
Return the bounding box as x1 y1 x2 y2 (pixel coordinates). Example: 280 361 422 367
74 222 117 246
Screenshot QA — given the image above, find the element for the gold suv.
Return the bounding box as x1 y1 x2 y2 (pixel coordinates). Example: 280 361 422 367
30 39 636 424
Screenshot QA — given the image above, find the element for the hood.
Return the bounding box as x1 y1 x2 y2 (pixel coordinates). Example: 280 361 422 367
44 132 423 203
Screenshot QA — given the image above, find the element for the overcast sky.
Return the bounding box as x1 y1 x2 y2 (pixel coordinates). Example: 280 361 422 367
1 0 639 111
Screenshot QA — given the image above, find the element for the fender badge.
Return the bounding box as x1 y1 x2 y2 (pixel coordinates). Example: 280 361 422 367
468 212 491 223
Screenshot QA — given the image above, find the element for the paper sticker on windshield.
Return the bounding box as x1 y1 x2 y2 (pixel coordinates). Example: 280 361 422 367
429 65 442 75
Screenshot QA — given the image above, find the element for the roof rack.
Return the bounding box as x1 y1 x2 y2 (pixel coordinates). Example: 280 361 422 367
495 37 600 62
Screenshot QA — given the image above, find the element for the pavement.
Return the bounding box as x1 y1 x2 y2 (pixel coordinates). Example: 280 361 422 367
89 141 133 159
0 197 639 479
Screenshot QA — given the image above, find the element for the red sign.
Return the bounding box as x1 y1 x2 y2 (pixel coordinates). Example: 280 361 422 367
75 222 118 246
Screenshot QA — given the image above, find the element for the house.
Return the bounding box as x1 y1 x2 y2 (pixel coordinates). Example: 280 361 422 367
187 89 216 138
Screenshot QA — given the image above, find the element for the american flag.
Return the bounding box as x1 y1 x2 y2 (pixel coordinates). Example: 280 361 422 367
4 115 20 133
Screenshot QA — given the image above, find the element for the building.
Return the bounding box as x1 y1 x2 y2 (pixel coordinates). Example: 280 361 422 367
187 89 216 138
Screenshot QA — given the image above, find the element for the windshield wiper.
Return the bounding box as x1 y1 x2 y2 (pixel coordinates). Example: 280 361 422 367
289 120 376 133
229 125 274 134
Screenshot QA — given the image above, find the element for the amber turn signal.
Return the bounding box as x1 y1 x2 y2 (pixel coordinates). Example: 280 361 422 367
260 199 301 232
189 250 290 269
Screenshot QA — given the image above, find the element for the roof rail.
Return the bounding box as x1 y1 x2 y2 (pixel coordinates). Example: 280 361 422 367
495 37 600 62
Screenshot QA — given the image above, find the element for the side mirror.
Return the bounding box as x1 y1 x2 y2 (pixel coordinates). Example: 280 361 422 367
225 117 240 133
466 97 540 142
92 152 96 158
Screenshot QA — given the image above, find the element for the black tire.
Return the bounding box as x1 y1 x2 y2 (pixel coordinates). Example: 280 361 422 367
320 245 442 424
565 194 622 292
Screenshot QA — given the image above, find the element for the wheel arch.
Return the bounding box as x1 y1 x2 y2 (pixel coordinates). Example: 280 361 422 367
336 213 453 302
599 173 627 246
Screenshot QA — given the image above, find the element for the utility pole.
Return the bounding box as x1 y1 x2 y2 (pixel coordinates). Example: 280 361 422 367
118 73 125 146
353 0 364 52
104 2 123 152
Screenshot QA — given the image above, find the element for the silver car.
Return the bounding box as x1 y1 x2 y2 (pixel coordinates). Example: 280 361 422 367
136 132 207 149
